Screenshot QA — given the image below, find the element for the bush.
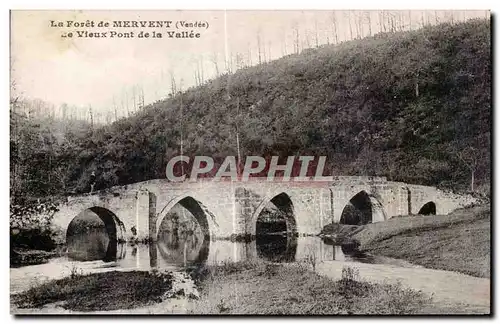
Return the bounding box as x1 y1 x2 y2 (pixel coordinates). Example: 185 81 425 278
191 261 431 314
13 271 174 311
10 228 56 251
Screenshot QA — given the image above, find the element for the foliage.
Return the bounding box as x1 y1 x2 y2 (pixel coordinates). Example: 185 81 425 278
12 270 174 311
10 201 60 251
10 20 491 200
10 111 92 201
190 260 431 314
10 249 57 267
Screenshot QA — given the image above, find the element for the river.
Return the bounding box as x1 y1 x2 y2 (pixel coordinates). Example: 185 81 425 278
10 231 415 294
10 231 490 314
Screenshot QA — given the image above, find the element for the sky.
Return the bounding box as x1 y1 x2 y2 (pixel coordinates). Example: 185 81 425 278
10 10 489 119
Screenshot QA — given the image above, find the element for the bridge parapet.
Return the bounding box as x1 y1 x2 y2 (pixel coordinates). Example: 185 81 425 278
331 176 387 184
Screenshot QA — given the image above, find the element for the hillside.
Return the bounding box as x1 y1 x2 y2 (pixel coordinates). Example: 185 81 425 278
10 19 491 201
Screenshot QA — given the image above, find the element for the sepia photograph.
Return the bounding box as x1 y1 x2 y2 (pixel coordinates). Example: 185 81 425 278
9 9 491 315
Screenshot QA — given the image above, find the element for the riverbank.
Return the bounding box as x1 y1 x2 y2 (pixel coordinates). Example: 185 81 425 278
188 261 431 314
314 260 490 314
10 248 59 268
352 204 490 278
12 270 177 312
11 260 433 315
11 257 489 315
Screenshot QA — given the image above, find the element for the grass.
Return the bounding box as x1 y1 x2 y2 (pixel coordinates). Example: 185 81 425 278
12 270 173 311
10 248 57 267
188 260 431 315
352 205 490 278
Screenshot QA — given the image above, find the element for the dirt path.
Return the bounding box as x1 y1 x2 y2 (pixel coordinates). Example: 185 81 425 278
316 260 490 314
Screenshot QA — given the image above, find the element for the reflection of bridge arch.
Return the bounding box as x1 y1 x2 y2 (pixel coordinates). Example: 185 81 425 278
417 201 437 215
250 192 297 236
256 235 298 262
340 191 386 225
155 195 216 240
156 235 210 267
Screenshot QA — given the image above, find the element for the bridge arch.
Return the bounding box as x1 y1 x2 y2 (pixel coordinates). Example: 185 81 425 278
66 206 126 261
155 195 215 240
250 192 298 236
340 190 386 225
417 201 437 215
66 206 125 242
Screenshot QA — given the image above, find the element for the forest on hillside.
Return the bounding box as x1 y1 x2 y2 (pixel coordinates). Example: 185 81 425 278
10 19 491 203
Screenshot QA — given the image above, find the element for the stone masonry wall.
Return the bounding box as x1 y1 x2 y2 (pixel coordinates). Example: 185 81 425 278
50 177 478 243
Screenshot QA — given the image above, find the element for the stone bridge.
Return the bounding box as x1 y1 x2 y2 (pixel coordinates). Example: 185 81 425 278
50 176 477 244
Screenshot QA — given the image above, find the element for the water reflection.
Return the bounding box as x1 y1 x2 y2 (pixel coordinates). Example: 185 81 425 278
149 241 157 268
65 230 380 270
321 237 375 263
340 242 363 256
156 231 209 268
256 235 297 262
67 229 126 262
66 208 127 262
339 244 375 262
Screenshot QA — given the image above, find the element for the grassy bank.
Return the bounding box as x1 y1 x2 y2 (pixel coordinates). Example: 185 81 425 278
10 248 58 268
189 261 431 315
352 205 490 278
12 270 173 311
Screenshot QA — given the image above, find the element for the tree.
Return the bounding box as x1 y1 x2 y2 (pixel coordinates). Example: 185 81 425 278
132 85 137 112
198 55 205 84
303 28 311 49
408 10 412 31
314 19 319 47
281 26 288 55
292 21 300 54
124 90 130 117
396 11 404 31
346 11 354 40
120 97 126 118
257 28 262 64
169 69 177 96
456 146 481 192
331 11 339 44
210 52 220 77
387 12 396 32
247 45 253 66
235 52 244 70
193 65 200 86
355 11 363 38
267 41 272 62
139 86 145 110
88 105 94 130
60 103 69 120
365 11 372 36
379 10 387 33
